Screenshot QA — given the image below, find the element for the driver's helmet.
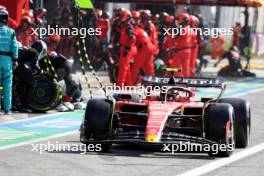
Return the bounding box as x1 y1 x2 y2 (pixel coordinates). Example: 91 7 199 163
166 89 179 101
160 88 179 101
31 40 48 60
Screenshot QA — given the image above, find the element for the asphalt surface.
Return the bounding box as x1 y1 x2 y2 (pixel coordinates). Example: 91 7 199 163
0 91 264 176
1 60 264 176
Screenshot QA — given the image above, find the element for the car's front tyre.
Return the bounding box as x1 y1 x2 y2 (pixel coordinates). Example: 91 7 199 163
80 99 113 152
220 98 251 148
205 103 235 157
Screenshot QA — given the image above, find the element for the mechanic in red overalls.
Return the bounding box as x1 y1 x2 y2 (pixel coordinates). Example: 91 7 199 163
162 36 174 65
36 8 47 27
170 13 192 77
96 11 110 41
165 15 174 27
189 15 200 77
131 19 155 84
47 34 61 53
140 10 159 55
7 17 18 29
111 8 124 58
95 11 111 67
158 12 169 48
16 16 38 47
162 15 175 65
23 10 34 20
210 34 225 60
131 10 140 26
117 9 137 86
153 14 160 27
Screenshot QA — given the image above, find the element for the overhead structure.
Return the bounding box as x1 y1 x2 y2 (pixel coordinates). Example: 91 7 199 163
76 0 94 9
95 0 263 7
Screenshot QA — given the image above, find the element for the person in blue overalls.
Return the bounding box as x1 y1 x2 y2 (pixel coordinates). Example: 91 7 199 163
0 7 19 114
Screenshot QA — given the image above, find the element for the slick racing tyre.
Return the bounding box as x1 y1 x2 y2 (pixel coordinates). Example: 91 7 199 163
205 103 235 157
80 99 113 152
28 74 61 112
12 65 33 110
108 63 119 83
220 98 251 148
12 77 22 109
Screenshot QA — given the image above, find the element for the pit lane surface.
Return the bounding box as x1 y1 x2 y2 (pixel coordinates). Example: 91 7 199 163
0 89 264 176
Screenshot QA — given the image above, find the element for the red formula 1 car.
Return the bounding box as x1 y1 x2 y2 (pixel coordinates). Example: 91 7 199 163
80 69 251 157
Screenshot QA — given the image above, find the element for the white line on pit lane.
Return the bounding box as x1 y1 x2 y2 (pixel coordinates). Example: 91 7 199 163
0 112 64 125
0 131 78 151
177 142 264 176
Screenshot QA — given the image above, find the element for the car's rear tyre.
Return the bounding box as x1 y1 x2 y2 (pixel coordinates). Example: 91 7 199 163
220 98 251 148
205 103 235 157
80 99 113 152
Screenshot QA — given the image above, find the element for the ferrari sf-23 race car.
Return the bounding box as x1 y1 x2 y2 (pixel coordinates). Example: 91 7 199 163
80 69 251 157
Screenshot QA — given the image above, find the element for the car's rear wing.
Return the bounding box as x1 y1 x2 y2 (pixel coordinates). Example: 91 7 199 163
142 76 226 101
142 76 226 88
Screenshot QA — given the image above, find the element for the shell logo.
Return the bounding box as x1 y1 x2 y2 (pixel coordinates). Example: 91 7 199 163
146 134 158 142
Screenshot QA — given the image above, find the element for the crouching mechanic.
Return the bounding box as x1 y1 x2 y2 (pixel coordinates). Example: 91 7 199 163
214 46 256 77
32 38 82 103
0 7 19 114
